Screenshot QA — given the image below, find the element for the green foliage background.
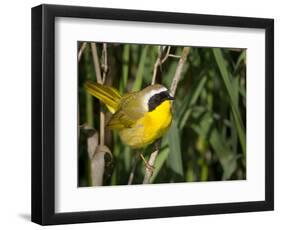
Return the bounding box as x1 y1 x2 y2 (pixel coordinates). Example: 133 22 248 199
78 42 246 186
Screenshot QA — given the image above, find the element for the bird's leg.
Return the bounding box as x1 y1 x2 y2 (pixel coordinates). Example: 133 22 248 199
140 153 155 174
141 140 161 176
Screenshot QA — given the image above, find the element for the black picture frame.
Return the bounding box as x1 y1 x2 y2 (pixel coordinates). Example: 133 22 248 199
31 4 274 225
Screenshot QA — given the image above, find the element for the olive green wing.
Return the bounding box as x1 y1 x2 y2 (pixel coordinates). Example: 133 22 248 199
107 92 145 129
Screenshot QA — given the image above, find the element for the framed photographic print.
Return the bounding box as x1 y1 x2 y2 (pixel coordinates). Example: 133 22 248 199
31 4 274 225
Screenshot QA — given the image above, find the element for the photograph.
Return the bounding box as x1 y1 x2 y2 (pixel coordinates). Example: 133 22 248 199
30 3 274 225
78 42 246 186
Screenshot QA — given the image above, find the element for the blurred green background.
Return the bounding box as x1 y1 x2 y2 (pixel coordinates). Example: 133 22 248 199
78 42 246 186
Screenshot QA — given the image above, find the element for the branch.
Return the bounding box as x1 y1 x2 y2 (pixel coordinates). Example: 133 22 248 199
168 54 181 59
99 44 108 146
78 42 87 62
151 46 171 85
88 43 109 185
128 46 170 184
142 142 160 184
170 47 190 96
101 43 108 83
151 58 161 85
91 43 103 84
91 43 107 146
128 153 140 185
143 47 190 184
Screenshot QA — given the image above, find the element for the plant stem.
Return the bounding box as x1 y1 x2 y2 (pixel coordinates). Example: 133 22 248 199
151 46 171 85
143 47 190 184
78 42 87 62
84 44 94 127
91 43 102 83
170 47 190 96
102 43 108 83
89 43 108 186
100 44 108 146
151 59 161 85
128 153 140 185
142 142 160 184
91 43 107 146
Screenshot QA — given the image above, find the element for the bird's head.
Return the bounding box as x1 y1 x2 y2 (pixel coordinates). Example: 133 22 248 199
142 84 174 112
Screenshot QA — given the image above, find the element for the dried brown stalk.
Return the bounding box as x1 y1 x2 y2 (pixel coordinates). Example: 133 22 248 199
143 47 190 184
151 46 171 85
88 43 109 185
78 42 87 62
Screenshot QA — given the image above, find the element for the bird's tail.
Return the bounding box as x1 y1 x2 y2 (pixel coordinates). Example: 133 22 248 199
84 81 121 113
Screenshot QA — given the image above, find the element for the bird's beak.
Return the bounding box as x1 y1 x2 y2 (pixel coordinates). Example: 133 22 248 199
168 94 175 100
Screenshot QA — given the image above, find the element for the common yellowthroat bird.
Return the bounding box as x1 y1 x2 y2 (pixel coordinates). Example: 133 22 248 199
84 82 174 149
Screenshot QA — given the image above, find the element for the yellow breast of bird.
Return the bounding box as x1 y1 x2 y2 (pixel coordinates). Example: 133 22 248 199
119 100 172 148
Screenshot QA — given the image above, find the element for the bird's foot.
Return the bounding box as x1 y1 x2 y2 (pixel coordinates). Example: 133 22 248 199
140 153 155 175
